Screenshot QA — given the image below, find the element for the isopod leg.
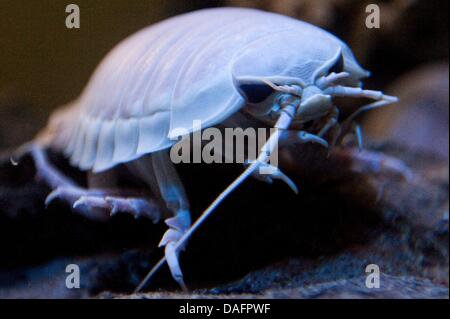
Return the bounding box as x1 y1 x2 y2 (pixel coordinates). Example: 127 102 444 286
45 186 112 221
150 150 192 290
30 144 161 222
318 106 339 137
72 195 161 222
249 130 329 192
30 144 78 189
245 159 299 194
279 130 329 148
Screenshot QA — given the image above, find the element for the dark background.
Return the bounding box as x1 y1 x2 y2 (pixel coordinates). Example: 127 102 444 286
0 0 223 147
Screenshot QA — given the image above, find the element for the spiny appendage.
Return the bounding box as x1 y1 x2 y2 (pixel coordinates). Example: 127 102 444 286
247 129 329 194
280 130 329 148
64 192 161 223
245 159 299 194
29 144 161 223
45 185 162 223
158 210 191 291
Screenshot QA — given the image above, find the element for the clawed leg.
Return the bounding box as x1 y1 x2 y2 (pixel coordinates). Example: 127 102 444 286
158 209 191 290
30 144 162 223
141 151 192 290
245 159 298 194
279 130 329 148
45 186 111 221
250 129 330 193
73 195 161 222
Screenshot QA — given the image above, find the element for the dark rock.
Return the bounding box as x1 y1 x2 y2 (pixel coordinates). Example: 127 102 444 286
0 141 447 299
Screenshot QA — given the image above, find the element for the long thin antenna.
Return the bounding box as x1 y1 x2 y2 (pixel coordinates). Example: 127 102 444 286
134 159 260 293
134 97 300 293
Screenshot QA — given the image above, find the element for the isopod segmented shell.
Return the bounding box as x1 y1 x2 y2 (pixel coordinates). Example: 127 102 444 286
42 7 368 172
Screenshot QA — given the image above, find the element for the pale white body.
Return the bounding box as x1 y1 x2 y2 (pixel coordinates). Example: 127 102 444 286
42 7 367 172
30 8 397 290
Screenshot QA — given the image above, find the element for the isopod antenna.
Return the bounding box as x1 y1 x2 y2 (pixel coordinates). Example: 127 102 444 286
134 94 301 293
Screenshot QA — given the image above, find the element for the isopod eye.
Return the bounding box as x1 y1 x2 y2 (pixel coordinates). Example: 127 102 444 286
328 53 344 74
239 83 274 104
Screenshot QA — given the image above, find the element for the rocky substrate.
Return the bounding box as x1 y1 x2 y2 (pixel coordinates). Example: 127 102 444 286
0 142 448 299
